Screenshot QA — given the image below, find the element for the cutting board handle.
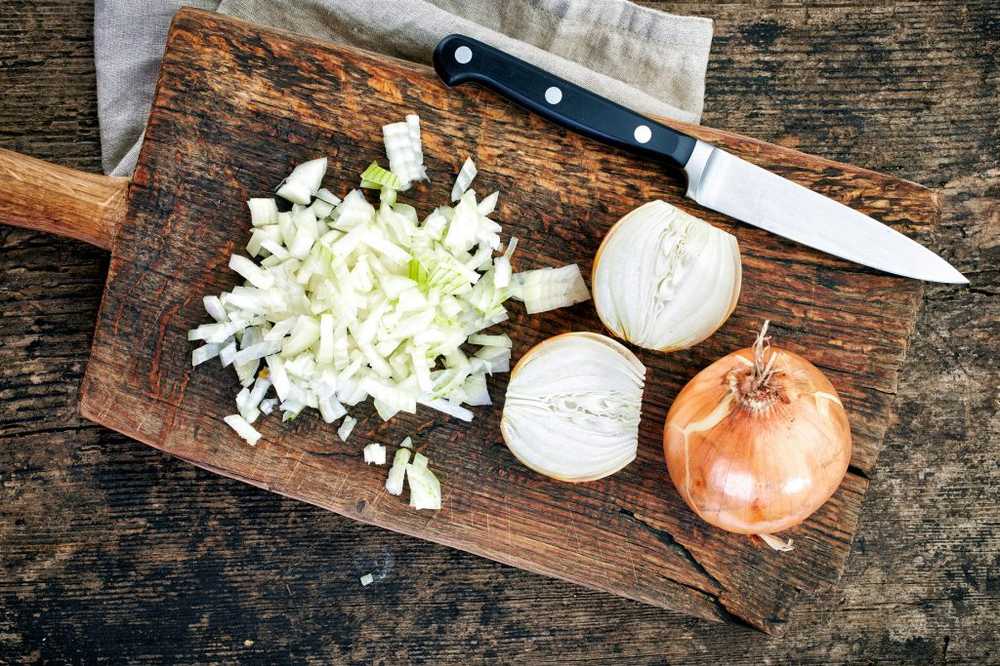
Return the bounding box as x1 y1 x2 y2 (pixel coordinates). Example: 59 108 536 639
0 148 128 251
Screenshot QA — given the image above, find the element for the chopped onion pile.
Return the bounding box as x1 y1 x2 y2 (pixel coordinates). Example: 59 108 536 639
189 116 592 485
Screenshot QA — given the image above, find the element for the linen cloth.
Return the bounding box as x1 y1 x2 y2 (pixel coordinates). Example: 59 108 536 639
95 0 713 176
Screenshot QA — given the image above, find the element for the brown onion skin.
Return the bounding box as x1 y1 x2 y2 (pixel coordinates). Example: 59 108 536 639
663 346 852 535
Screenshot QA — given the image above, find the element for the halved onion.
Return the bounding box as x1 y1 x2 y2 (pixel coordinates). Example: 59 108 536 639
593 200 742 352
501 332 646 482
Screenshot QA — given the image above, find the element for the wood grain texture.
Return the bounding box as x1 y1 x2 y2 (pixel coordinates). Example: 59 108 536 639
0 147 126 250
69 8 940 634
1 1 997 663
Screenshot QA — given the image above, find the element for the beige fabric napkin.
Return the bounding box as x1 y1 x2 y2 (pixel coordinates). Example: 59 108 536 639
95 0 713 176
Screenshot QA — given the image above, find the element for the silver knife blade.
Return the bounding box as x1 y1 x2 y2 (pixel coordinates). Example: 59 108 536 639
683 140 968 284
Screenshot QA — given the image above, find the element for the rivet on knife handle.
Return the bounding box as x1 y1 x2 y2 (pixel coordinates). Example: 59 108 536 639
432 34 697 170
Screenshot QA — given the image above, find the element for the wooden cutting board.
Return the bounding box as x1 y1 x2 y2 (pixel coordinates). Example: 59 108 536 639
2 8 940 634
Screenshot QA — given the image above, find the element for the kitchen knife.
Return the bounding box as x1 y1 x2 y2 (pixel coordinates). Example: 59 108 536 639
432 35 967 284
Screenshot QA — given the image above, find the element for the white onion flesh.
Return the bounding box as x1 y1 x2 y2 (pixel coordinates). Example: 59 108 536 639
363 443 386 465
385 447 411 495
383 121 425 189
510 263 591 314
451 157 477 202
407 452 442 510
223 414 262 446
593 200 742 352
248 198 278 227
337 415 358 441
501 332 646 482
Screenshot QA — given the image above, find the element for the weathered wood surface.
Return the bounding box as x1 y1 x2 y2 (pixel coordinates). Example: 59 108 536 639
71 7 934 634
0 0 996 662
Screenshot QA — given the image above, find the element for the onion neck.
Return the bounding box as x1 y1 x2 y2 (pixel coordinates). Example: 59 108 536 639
728 320 786 414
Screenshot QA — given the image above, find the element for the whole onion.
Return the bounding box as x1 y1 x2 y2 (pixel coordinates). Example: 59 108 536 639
663 322 852 547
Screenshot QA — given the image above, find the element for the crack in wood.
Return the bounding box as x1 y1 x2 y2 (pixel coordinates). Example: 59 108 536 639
618 507 722 589
618 507 760 630
847 463 871 481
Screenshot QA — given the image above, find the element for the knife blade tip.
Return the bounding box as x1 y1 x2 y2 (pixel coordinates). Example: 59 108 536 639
922 261 969 285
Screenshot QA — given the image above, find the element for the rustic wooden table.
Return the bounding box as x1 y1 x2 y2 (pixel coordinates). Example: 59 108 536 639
1 1 996 663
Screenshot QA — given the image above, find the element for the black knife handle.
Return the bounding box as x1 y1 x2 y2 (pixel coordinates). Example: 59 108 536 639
433 34 697 170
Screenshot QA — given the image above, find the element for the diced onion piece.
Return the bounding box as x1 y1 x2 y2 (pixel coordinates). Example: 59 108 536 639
189 321 245 344
192 343 222 367
272 217 294 254
233 340 281 365
504 237 519 259
318 395 347 423
248 198 278 226
224 414 262 446
406 115 424 165
219 340 238 367
276 180 312 205
385 447 411 495
266 355 291 401
265 316 296 341
360 573 375 586
308 197 335 219
236 387 251 411
282 315 321 356
493 256 512 288
363 443 387 465
419 397 474 422
289 157 328 191
463 373 491 406
382 122 423 189
511 264 591 314
468 334 512 348
247 376 272 409
234 359 259 387
360 161 401 191
281 398 304 421
229 255 274 289
475 345 511 373
289 208 318 259
421 208 448 240
277 157 327 204
444 190 479 254
400 436 413 449
337 415 358 442
451 157 477 202
203 295 227 322
478 191 499 216
407 452 442 510
332 190 375 230
315 188 341 206
361 377 417 417
317 314 335 364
